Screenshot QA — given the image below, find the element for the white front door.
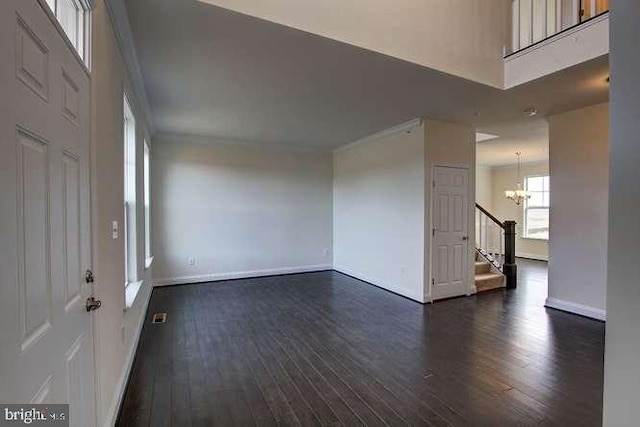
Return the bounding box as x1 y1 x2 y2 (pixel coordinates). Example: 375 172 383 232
431 166 469 300
0 1 96 426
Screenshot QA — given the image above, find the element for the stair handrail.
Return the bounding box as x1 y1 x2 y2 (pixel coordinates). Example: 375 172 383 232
475 203 517 289
476 203 504 229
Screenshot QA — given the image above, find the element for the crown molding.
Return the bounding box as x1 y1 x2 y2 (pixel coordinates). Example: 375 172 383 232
154 132 332 154
333 118 423 153
103 0 155 134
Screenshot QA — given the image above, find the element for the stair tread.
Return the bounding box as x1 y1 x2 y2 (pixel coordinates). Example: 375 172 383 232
475 261 491 266
475 272 504 280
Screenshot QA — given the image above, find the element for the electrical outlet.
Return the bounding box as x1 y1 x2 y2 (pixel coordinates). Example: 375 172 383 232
188 257 196 266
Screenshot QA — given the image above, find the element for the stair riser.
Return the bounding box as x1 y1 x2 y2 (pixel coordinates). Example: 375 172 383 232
475 263 491 275
475 276 506 292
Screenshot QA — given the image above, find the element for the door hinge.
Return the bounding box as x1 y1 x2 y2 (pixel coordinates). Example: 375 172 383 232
432 228 435 236
432 278 435 285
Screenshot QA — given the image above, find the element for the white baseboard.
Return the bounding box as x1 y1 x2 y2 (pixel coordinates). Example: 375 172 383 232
545 297 606 321
154 264 333 287
333 265 425 303
517 252 549 261
103 283 153 427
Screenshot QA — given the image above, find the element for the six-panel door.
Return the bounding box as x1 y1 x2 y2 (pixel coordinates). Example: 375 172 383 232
0 1 96 425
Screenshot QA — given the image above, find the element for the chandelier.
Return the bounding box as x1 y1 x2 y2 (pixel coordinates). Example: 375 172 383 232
504 151 531 206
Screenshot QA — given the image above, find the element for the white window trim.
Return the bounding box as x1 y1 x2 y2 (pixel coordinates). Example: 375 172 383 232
39 0 93 70
123 94 137 287
143 140 152 268
523 175 550 241
124 280 144 310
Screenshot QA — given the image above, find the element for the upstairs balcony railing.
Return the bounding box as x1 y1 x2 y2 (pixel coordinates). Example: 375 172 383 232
509 0 610 55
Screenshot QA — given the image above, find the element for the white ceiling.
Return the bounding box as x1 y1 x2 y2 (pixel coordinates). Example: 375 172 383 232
476 118 549 167
124 0 609 151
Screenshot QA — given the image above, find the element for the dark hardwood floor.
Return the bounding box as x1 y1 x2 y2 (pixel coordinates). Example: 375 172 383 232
117 259 605 426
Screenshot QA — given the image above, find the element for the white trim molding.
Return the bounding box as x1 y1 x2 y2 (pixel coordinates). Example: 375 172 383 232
156 132 328 154
103 284 153 427
545 297 606 321
103 0 155 134
154 265 333 287
124 280 143 310
517 252 549 261
333 118 422 153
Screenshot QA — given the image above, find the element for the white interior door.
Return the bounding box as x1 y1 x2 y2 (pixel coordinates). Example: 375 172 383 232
0 1 96 425
431 166 469 300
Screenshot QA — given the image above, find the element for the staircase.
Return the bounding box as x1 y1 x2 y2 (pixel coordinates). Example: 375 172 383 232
475 255 505 292
475 203 518 290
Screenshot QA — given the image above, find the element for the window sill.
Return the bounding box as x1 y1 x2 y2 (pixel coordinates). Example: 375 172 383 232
124 280 144 311
145 256 154 270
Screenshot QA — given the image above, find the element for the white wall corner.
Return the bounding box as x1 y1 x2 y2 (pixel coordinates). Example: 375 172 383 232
545 297 606 321
333 118 422 154
154 265 333 287
334 266 426 304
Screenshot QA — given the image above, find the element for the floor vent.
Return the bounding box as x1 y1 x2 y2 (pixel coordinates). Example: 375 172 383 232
152 313 167 324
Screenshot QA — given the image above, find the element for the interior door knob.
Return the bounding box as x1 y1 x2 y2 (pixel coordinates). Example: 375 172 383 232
85 297 102 312
462 236 469 241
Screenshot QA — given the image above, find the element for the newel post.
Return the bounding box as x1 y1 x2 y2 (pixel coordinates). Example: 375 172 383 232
503 220 517 289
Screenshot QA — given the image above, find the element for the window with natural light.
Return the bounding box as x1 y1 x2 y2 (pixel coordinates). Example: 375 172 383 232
124 95 137 285
44 0 91 64
144 140 152 267
524 175 550 240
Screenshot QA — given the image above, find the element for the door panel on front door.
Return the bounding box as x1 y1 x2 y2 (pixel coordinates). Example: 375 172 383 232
432 167 469 300
0 1 95 425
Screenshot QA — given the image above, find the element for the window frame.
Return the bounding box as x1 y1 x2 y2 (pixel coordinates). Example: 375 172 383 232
143 140 153 269
41 0 92 69
523 175 550 241
123 94 137 286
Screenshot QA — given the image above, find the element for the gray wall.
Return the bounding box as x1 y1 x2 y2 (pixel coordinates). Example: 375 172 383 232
91 1 154 423
547 103 609 320
152 137 333 284
603 1 640 424
333 123 426 302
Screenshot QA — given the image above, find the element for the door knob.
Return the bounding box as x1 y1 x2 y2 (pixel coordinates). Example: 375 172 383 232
462 236 469 241
85 297 102 312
